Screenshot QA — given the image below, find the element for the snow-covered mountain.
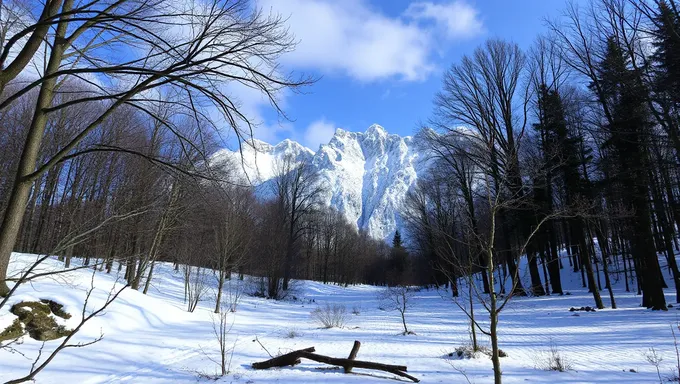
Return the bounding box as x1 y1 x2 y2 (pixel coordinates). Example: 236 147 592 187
212 124 428 242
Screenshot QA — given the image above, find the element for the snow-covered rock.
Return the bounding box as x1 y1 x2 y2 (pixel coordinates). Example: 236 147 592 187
211 124 429 241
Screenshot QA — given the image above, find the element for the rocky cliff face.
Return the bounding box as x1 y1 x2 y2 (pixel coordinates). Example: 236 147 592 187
212 124 428 241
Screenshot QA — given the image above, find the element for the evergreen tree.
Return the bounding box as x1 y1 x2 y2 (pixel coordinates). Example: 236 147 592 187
652 1 680 104
594 37 667 310
392 230 403 249
650 0 680 165
388 230 410 286
535 85 602 307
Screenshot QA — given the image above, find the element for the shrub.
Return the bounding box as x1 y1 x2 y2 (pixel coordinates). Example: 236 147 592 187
311 304 348 328
352 306 361 315
286 329 301 338
11 301 51 319
646 347 663 383
0 319 24 342
536 343 573 372
40 299 71 319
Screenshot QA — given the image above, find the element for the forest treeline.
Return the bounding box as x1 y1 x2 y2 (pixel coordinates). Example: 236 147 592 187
2 0 680 314
403 0 680 313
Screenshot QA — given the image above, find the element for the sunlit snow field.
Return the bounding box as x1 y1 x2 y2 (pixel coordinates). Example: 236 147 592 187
1 252 678 383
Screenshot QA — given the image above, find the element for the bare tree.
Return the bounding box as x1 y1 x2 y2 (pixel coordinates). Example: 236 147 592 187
208 296 237 376
207 176 255 313
0 205 148 311
431 39 534 297
378 285 416 335
272 155 325 292
466 169 560 384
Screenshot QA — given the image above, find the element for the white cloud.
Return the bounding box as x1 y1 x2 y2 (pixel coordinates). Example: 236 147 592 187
257 0 483 82
303 118 336 150
220 1 483 147
405 1 484 39
257 121 295 144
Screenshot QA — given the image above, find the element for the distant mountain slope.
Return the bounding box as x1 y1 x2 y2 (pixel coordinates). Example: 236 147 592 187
211 124 429 241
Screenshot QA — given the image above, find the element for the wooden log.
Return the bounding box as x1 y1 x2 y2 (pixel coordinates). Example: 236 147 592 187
298 352 419 382
299 352 407 372
251 344 420 383
344 340 361 373
251 347 315 369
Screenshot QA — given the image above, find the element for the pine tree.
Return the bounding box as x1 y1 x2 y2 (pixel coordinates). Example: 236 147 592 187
392 230 403 249
650 0 680 169
652 1 680 104
535 85 602 308
388 230 409 286
594 37 667 310
533 85 565 295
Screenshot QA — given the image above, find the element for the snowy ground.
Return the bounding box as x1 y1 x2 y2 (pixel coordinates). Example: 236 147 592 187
2 252 679 383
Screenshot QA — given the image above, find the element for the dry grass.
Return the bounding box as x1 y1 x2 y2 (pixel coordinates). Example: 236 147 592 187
311 304 348 328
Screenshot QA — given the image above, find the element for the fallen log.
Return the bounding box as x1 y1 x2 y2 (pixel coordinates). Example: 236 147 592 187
251 347 315 369
299 351 418 382
251 342 419 383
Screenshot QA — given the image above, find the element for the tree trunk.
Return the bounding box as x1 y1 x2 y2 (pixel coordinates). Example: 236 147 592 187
215 269 225 313
527 251 545 296
143 260 156 295
547 226 563 294
488 252 502 384
469 279 478 351
0 0 73 297
650 170 680 303
574 220 604 309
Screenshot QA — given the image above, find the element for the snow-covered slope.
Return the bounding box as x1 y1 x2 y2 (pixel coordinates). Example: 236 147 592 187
3 252 680 384
211 124 427 241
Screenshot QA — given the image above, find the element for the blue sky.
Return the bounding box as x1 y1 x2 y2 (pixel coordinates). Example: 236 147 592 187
245 0 575 151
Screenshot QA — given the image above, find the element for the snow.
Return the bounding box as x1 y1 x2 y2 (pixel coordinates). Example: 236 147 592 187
211 124 427 241
211 139 315 185
2 252 680 383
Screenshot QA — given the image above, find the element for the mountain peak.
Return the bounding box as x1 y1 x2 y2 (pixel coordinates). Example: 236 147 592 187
274 139 313 155
365 124 387 137
218 125 426 241
245 138 274 152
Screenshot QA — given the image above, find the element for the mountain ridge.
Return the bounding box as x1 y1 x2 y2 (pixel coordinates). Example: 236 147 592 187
212 124 428 241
